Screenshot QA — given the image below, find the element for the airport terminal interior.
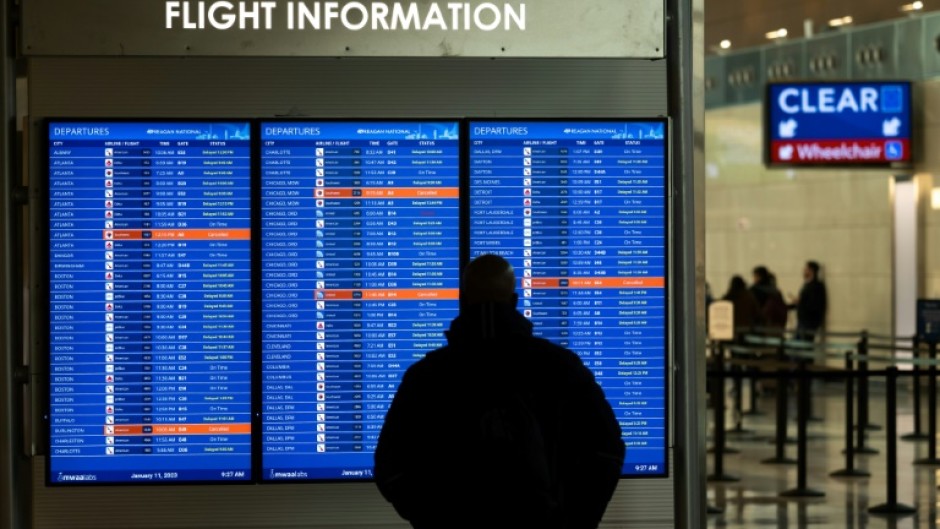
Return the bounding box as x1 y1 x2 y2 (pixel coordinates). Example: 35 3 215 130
3 0 940 528
704 0 940 527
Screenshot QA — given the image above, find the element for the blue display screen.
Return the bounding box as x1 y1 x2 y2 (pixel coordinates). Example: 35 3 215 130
47 118 670 484
259 121 462 481
47 122 254 484
468 120 669 477
766 81 912 166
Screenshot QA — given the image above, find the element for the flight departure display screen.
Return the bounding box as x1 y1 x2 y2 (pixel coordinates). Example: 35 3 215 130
260 121 461 480
468 120 669 476
47 121 253 484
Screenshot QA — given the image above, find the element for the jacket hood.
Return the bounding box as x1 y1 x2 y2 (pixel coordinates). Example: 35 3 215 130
444 302 534 343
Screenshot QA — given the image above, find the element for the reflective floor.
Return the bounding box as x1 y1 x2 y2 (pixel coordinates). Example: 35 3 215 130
706 379 940 529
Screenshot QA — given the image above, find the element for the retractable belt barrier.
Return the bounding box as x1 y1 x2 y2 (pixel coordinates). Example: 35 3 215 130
706 330 938 514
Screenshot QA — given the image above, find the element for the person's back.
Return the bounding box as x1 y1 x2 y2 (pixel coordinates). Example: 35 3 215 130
723 275 762 333
374 255 625 529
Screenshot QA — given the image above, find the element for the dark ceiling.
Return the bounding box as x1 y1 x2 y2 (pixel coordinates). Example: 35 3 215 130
704 0 934 53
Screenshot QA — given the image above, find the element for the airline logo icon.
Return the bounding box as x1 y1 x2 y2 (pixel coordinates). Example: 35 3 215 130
523 147 532 156
105 159 113 167
104 148 113 157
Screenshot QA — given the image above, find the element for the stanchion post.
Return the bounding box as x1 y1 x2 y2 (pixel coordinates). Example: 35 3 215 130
708 341 739 482
915 341 940 465
726 357 752 435
855 333 879 455
859 330 881 431
831 352 869 478
902 335 928 442
744 366 763 416
869 367 917 516
780 358 825 498
762 337 795 465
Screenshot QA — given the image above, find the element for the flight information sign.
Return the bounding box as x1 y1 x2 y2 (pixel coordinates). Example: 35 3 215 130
468 120 669 476
47 121 253 484
260 121 461 481
766 81 912 167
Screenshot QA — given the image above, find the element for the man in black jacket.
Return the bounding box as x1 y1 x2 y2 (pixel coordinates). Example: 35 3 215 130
792 260 828 343
374 254 625 529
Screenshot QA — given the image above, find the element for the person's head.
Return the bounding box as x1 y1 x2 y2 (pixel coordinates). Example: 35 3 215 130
462 254 517 306
752 265 770 285
726 275 747 296
804 260 821 282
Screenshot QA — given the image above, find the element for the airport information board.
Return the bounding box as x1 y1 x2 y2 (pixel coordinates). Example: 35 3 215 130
47 121 253 483
468 120 669 476
260 121 461 480
46 118 669 483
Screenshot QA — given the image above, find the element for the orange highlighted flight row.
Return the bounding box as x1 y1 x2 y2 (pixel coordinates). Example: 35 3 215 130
314 188 458 199
106 423 252 436
315 289 459 300
524 277 665 289
104 229 251 241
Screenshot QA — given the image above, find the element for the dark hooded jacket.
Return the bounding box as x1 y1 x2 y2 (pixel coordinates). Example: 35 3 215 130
374 302 625 529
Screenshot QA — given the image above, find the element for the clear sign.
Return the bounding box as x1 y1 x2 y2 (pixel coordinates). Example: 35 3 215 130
765 81 912 168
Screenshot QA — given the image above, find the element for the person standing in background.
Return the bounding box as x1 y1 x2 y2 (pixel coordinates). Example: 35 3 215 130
750 266 788 336
722 275 763 341
789 260 828 343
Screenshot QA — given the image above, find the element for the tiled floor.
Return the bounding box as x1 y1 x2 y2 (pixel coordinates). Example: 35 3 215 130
706 379 940 528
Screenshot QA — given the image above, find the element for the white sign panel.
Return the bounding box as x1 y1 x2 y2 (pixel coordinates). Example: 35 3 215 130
23 0 664 58
708 300 735 342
